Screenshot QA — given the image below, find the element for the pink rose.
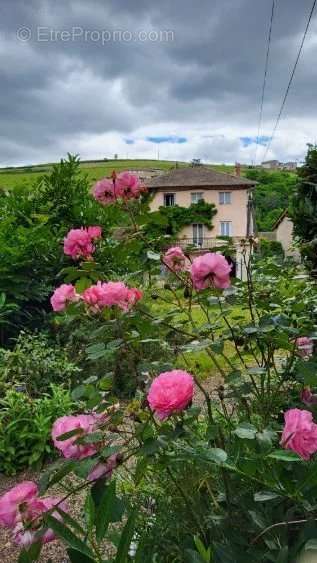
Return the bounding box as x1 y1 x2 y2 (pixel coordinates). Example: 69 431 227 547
12 496 67 547
0 482 67 546
50 284 78 312
163 247 190 272
87 226 102 240
0 481 38 528
87 454 118 482
147 369 194 420
280 408 317 460
52 414 100 460
191 253 232 290
82 281 142 313
64 228 95 260
116 171 145 200
100 281 130 310
82 282 107 312
92 178 116 205
126 287 143 308
300 388 317 406
296 337 313 358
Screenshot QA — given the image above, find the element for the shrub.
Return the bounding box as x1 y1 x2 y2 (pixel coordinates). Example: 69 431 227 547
259 238 284 259
6 171 317 562
0 385 74 475
0 331 80 397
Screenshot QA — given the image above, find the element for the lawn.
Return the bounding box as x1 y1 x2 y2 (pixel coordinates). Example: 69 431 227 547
146 287 251 378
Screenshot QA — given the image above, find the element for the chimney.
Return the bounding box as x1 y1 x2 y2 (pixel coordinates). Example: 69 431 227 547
235 162 241 177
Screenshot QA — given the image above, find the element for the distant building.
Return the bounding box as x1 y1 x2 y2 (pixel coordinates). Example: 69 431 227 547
259 210 300 260
281 161 297 171
261 160 280 169
148 166 257 279
261 160 297 171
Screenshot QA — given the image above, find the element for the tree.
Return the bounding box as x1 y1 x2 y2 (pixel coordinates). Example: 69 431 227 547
291 144 317 268
245 168 296 231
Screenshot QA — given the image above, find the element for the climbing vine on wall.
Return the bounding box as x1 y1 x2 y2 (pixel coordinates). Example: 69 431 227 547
144 200 217 245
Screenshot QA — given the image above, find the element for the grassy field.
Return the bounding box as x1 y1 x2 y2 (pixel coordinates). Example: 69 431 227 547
0 158 236 191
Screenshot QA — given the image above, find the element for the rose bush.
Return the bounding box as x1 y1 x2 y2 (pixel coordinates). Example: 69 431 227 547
3 170 317 562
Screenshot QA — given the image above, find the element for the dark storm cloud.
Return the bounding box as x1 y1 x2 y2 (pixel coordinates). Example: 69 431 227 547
0 0 317 164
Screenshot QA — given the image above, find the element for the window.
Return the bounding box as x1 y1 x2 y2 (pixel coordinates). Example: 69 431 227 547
219 192 232 205
220 221 232 237
193 224 204 246
191 192 204 204
164 193 175 207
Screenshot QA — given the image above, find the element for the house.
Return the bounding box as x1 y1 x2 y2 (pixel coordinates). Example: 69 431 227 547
261 160 280 169
281 161 297 171
261 160 298 171
148 166 257 279
271 210 300 260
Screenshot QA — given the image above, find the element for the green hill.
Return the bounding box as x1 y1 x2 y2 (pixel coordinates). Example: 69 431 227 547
0 158 297 231
0 158 235 191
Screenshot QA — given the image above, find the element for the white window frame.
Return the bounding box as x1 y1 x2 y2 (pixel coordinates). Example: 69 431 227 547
191 192 204 204
219 191 232 205
164 193 176 207
193 223 204 246
220 221 232 237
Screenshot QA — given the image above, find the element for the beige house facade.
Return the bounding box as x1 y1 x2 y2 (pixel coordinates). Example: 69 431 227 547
148 167 257 279
272 211 300 261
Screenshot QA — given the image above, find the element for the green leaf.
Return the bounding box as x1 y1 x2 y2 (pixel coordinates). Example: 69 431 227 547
18 542 42 562
233 423 257 440
134 457 149 484
138 438 164 456
55 506 86 537
256 429 277 447
184 549 205 563
95 480 117 542
100 445 121 458
86 343 106 360
243 326 258 335
67 549 96 563
46 515 94 558
75 277 92 293
76 431 103 444
39 460 75 493
71 385 86 400
99 376 113 391
194 536 212 562
204 448 227 464
114 509 137 563
268 450 302 462
147 250 161 261
56 428 83 441
254 491 280 502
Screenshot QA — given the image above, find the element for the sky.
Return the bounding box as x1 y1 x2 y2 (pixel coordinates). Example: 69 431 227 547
1 0 317 166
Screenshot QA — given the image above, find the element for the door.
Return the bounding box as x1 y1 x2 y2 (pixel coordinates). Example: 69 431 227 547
193 224 203 246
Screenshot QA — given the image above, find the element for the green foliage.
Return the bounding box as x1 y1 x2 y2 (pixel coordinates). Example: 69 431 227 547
0 331 80 397
258 238 284 260
245 168 297 231
291 144 317 268
8 158 317 563
0 385 73 474
144 200 216 245
57 299 173 398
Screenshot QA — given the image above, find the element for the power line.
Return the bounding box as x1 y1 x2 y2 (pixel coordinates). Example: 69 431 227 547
262 0 317 162
254 0 275 165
